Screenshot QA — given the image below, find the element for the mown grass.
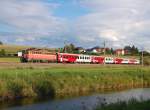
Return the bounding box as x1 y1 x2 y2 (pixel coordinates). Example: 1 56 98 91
0 57 20 63
0 65 150 101
95 99 150 110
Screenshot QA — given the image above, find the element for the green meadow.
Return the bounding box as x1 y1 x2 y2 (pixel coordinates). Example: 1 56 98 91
0 57 20 63
0 65 150 101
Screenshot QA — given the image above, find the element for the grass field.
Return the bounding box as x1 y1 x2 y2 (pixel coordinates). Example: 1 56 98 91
0 45 30 54
0 57 20 63
0 45 56 54
0 64 150 101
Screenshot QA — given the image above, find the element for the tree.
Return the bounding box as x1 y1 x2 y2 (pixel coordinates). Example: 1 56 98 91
63 43 76 53
124 46 132 51
0 49 6 56
0 41 3 45
131 45 139 55
110 48 114 55
105 48 111 54
70 43 75 52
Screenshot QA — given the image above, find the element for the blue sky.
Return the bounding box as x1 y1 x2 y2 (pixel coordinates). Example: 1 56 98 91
0 0 150 51
47 0 89 19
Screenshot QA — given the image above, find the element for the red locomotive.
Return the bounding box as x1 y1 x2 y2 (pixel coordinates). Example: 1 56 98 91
19 48 57 62
18 48 140 64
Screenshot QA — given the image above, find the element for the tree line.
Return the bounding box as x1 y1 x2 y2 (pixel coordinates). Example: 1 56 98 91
61 43 149 56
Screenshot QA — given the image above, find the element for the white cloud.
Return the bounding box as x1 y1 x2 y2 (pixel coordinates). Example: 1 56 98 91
0 0 68 46
0 0 150 51
100 29 119 41
74 0 150 51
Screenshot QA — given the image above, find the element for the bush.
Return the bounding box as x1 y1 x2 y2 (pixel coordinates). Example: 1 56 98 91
0 49 5 56
32 80 55 98
144 57 150 65
6 79 25 98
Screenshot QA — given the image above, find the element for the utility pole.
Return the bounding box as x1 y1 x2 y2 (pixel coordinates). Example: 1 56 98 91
103 41 106 65
142 50 144 66
104 41 106 56
64 41 67 53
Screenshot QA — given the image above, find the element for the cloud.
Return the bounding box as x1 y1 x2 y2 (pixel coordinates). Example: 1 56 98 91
0 0 68 46
74 0 150 50
0 0 150 51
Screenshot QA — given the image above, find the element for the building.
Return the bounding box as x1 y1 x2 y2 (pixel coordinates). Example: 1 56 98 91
75 47 86 53
115 49 125 55
89 46 110 53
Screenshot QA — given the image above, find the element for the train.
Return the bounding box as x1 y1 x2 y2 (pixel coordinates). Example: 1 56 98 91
18 48 140 64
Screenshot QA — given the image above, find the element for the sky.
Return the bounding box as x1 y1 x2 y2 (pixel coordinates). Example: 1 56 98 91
0 0 150 51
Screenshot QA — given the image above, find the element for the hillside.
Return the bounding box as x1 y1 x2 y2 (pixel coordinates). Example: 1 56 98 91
0 45 31 54
0 44 56 54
